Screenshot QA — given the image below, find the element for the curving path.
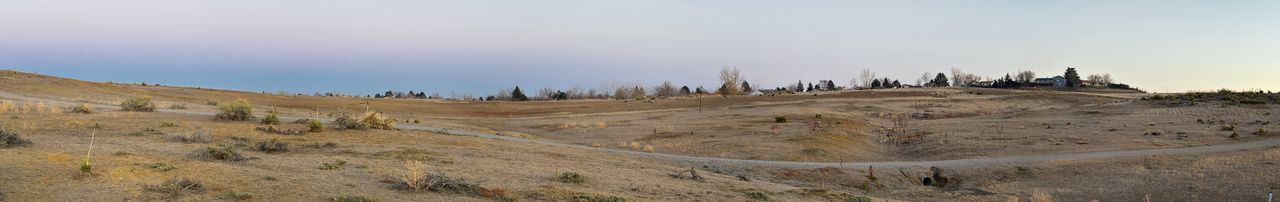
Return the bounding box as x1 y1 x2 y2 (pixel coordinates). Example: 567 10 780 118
4 90 1278 169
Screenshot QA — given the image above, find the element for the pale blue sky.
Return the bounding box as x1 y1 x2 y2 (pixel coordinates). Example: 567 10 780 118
2 0 1277 95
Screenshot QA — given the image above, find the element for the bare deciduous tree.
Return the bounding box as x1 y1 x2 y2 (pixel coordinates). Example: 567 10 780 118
718 66 742 95
860 69 877 88
653 81 678 98
916 72 931 86
1015 70 1036 84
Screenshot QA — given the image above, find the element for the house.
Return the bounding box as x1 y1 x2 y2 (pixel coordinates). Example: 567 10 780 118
973 81 995 87
1034 76 1067 88
751 89 776 96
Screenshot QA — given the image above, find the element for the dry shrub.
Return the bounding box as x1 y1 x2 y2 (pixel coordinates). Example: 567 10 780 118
1030 192 1051 202
188 146 248 161
215 98 254 121
643 145 655 153
1007 196 1018 202
145 178 206 199
1 125 32 148
261 112 280 125
306 119 325 133
121 96 157 112
255 139 290 153
0 101 15 113
595 121 607 129
70 103 93 114
331 196 378 202
555 172 585 184
169 104 187 110
169 130 210 143
392 161 481 195
333 111 395 130
628 142 641 150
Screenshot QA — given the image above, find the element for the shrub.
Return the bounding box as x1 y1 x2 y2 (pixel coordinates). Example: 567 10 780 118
188 146 248 161
169 104 187 110
318 160 347 170
555 172 586 184
169 130 210 143
120 96 157 112
746 191 769 201
145 178 206 199
255 139 289 153
261 112 280 125
1030 192 1051 202
1 125 31 148
306 119 325 133
145 163 178 172
159 122 179 127
565 194 626 202
71 104 93 114
331 196 378 202
392 161 482 195
215 98 254 121
1220 125 1235 131
775 116 787 123
333 111 395 130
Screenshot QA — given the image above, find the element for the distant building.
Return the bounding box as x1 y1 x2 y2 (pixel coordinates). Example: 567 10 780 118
1034 76 1067 88
973 81 995 87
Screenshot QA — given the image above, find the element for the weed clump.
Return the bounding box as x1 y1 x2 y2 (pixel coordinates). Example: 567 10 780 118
215 98 254 121
555 172 586 184
71 104 94 114
169 130 211 143
169 104 187 110
391 161 482 195
746 191 769 201
121 96 157 112
319 160 348 170
145 178 206 199
188 146 248 161
145 163 178 172
775 116 787 123
261 110 280 125
255 139 290 153
306 119 325 132
0 125 31 148
331 196 379 202
333 111 395 130
566 194 626 202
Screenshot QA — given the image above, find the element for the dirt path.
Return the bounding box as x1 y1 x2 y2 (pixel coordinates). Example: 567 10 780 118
5 90 1277 169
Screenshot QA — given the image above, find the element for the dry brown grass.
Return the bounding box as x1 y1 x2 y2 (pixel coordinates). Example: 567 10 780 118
145 178 206 199
1030 192 1051 202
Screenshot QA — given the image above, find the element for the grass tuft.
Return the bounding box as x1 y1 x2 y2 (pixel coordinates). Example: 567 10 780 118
188 146 248 161
169 130 211 143
145 178 206 199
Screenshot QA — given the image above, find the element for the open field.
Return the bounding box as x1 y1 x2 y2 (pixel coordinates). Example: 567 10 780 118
2 69 1278 201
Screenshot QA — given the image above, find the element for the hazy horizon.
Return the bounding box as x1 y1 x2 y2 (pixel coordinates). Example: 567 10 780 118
3 0 1277 95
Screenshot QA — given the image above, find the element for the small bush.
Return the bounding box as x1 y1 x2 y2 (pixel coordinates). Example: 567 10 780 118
261 112 280 125
1220 125 1235 131
227 191 254 200
215 98 254 121
188 146 248 161
307 119 325 133
392 161 482 195
145 163 178 172
775 116 787 123
255 139 290 153
555 172 586 184
746 191 769 201
169 104 187 110
159 122 179 128
566 194 626 202
1030 192 1051 202
120 96 157 112
169 130 211 143
319 160 348 170
333 112 395 130
331 196 379 202
145 178 206 198
71 104 94 114
1 125 32 148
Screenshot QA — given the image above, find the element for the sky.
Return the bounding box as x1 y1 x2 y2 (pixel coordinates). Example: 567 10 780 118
1 0 1277 95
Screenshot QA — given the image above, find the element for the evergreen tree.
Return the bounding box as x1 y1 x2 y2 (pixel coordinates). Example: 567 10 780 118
679 86 691 95
511 86 529 101
871 79 882 88
741 81 753 93
932 73 950 87
827 80 836 90
1064 67 1082 88
796 80 804 92
695 86 708 94
892 80 901 88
